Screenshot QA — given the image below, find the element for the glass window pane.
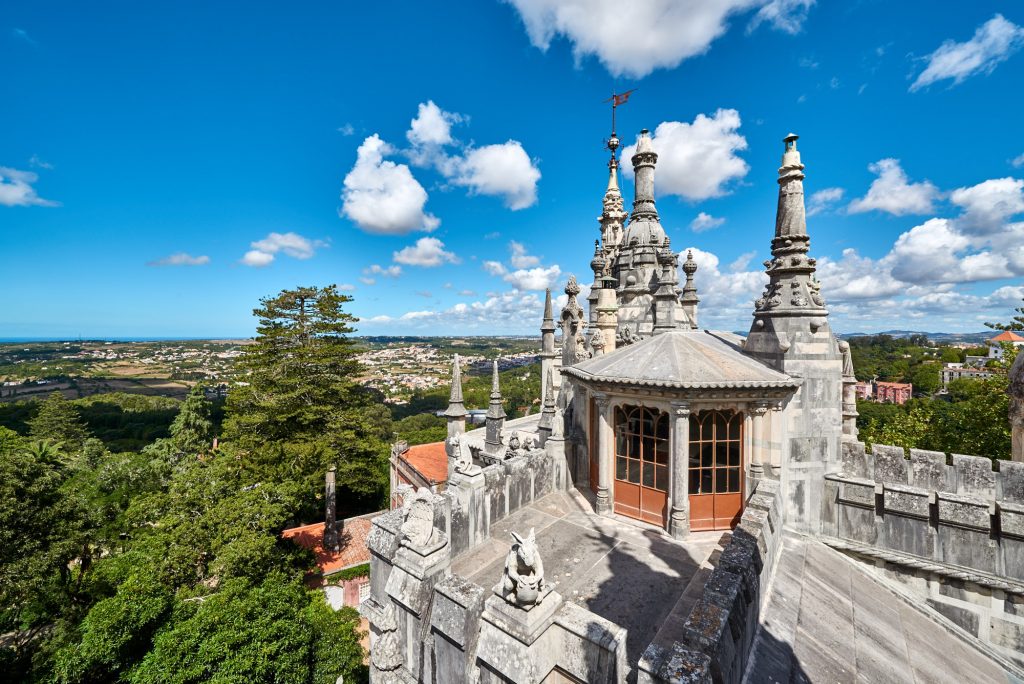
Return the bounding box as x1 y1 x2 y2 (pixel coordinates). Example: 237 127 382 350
715 412 727 440
628 458 640 484
729 414 741 440
701 444 713 467
642 437 655 462
616 456 627 480
690 414 700 437
689 442 700 468
656 414 669 440
716 468 729 493
642 462 654 487
655 465 668 491
728 442 740 466
655 439 669 464
716 442 728 466
700 412 713 437
728 467 740 493
689 469 701 494
616 431 626 457
642 412 654 438
630 435 641 459
701 469 713 494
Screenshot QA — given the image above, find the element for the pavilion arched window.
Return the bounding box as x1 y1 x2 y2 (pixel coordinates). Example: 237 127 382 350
614 405 669 491
689 410 742 495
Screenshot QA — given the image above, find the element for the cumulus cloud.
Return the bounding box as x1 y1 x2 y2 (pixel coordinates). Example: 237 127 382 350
949 177 1024 234
504 0 813 78
407 100 462 149
448 141 540 210
690 212 725 232
621 110 749 201
1012 154 1024 169
503 264 562 291
337 124 355 136
910 14 1024 91
147 252 210 267
847 159 939 216
364 264 402 278
483 260 507 276
0 166 58 207
806 187 844 216
338 283 356 291
680 247 766 327
241 231 326 267
392 236 461 267
340 134 440 234
509 241 541 268
361 290 548 333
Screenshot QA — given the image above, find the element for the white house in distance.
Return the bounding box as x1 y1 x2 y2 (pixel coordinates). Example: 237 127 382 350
989 330 1024 359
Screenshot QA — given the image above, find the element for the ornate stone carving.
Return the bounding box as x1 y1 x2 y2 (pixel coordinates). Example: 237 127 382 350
617 324 637 346
590 328 606 354
370 602 403 673
400 487 439 549
450 433 481 477
499 528 545 607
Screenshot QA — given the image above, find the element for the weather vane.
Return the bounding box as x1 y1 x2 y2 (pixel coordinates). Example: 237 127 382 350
602 88 636 160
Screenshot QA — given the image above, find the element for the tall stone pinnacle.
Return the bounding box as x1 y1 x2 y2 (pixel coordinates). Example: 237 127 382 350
443 354 467 418
541 289 555 333
680 249 700 329
752 133 827 319
486 360 506 420
630 129 660 222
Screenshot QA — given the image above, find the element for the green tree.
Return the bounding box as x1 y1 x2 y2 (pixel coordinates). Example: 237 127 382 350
28 392 89 451
910 362 941 396
940 347 963 363
860 404 934 450
224 285 392 514
169 385 213 456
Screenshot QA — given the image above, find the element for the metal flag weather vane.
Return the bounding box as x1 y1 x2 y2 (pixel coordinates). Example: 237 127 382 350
603 88 636 160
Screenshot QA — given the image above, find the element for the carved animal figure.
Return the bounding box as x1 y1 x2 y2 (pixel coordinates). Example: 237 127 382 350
501 528 545 606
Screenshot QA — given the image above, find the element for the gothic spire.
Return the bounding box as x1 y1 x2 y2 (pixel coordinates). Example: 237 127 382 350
541 288 555 332
442 354 467 418
486 360 506 420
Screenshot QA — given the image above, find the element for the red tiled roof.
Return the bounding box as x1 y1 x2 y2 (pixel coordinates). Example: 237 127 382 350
281 515 374 575
990 331 1024 342
401 441 448 484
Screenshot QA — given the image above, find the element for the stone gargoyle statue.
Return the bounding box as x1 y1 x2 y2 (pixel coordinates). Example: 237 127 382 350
450 433 481 476
400 486 439 550
500 527 545 607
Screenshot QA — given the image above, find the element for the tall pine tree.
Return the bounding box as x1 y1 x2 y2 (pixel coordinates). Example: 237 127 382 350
170 385 214 456
224 285 391 516
28 392 89 451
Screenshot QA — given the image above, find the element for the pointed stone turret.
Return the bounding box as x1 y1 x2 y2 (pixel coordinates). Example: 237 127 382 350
630 129 659 222
600 146 627 250
743 133 843 535
539 289 558 402
560 276 587 366
444 354 468 462
680 250 699 329
653 236 681 334
484 360 506 455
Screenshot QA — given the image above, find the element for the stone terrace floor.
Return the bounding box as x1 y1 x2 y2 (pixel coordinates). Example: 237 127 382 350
450 488 728 669
746 535 1023 684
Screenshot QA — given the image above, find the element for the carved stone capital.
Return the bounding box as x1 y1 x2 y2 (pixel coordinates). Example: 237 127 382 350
593 392 611 410
670 401 691 418
750 401 770 417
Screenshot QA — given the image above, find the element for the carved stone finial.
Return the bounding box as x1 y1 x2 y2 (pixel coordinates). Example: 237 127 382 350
400 487 438 550
370 602 403 673
499 528 545 607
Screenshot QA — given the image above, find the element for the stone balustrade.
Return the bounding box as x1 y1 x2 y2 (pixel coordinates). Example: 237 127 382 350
639 478 785 684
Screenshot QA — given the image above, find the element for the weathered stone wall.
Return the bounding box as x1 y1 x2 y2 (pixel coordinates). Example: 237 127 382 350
638 478 785 684
823 440 1024 664
365 447 629 683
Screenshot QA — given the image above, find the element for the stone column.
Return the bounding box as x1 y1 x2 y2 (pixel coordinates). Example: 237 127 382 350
669 402 691 539
749 403 769 481
594 393 613 515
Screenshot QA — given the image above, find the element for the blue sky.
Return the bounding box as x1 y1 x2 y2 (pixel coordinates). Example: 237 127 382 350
3 1 1024 339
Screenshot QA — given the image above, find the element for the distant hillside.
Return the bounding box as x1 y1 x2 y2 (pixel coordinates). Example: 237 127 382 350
842 330 996 344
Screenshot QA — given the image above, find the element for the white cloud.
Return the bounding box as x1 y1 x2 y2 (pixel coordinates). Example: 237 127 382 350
749 0 814 35
949 177 1024 234
680 246 766 327
1012 154 1024 169
483 261 507 276
241 250 275 267
240 231 325 267
147 252 210 267
28 154 53 170
509 241 540 268
407 100 462 149
806 187 844 216
503 265 562 291
0 166 58 207
360 277 377 286
847 158 939 216
448 141 540 210
364 264 402 278
340 134 440 235
338 283 356 291
504 0 813 78
690 212 725 232
337 124 355 136
910 14 1024 91
392 237 461 267
458 289 477 297
621 110 749 201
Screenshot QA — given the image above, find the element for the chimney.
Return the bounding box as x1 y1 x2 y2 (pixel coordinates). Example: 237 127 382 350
324 465 339 552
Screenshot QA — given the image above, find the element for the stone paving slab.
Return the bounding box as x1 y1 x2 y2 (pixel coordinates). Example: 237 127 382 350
745 535 1014 684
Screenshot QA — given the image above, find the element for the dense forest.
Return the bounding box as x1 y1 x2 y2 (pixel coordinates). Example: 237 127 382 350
0 285 381 683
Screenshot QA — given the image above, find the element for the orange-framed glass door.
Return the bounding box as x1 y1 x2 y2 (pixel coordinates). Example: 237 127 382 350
613 405 669 526
688 410 743 531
